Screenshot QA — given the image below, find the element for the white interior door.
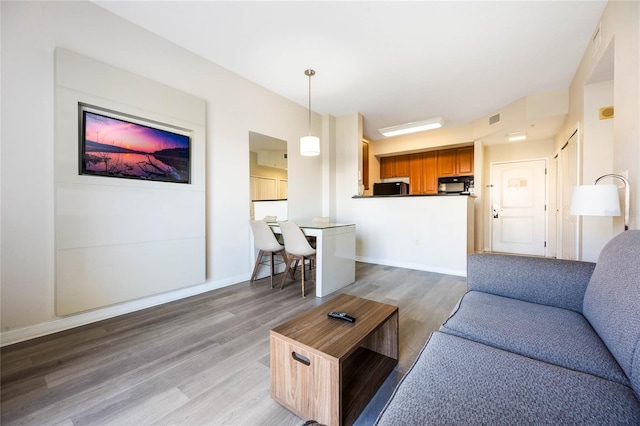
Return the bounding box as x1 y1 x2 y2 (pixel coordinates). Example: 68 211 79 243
491 159 547 256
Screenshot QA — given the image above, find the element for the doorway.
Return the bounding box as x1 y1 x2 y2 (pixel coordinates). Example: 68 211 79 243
490 159 547 256
249 131 288 220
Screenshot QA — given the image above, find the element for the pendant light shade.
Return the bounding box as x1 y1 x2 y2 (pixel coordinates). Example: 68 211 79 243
300 69 320 156
300 135 320 156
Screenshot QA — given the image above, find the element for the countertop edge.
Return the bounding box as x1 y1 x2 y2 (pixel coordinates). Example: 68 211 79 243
352 194 476 199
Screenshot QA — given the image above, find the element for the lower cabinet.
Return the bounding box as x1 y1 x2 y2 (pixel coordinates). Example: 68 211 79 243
409 151 438 194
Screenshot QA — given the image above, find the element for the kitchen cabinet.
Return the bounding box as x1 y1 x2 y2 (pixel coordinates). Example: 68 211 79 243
380 157 394 179
380 155 410 178
395 155 410 176
381 146 473 187
409 151 437 194
423 152 438 193
457 146 474 175
437 149 457 177
362 141 370 190
437 147 474 177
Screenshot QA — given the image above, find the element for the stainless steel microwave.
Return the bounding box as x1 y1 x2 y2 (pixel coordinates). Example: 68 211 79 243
373 182 409 196
438 176 473 194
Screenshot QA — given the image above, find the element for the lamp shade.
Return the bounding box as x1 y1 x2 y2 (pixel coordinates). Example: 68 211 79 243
300 135 320 156
569 184 621 216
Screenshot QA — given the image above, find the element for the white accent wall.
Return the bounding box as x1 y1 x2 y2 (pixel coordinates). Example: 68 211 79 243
1 1 322 343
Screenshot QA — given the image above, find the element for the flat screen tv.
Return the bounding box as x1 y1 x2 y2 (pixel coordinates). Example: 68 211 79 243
79 104 191 183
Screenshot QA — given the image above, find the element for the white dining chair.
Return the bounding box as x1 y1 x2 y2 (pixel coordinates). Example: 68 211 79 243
278 221 316 297
249 220 288 289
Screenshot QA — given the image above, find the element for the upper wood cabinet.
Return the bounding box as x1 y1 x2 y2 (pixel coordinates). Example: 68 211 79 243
380 146 473 193
380 157 395 179
380 155 410 178
437 147 474 177
437 149 457 177
457 146 474 176
409 152 437 194
395 155 410 177
409 154 423 194
423 152 438 193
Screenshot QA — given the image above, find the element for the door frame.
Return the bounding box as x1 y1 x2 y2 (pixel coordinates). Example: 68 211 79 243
489 157 549 256
555 125 581 260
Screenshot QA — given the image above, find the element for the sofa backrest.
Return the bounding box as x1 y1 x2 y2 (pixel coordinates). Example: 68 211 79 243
583 230 640 395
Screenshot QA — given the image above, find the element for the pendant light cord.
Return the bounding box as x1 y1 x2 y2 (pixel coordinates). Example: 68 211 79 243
305 69 315 137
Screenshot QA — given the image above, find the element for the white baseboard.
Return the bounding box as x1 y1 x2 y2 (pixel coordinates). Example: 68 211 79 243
356 256 466 278
0 273 250 347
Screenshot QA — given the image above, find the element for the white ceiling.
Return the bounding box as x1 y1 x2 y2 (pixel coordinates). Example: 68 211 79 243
93 1 607 141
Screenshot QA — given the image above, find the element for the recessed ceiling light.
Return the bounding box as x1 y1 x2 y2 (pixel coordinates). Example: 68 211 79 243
379 117 445 137
508 131 527 142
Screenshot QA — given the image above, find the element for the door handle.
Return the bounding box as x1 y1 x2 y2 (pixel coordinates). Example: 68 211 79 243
493 204 500 219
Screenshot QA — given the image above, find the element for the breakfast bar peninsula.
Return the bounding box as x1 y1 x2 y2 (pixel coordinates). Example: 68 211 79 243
350 194 475 276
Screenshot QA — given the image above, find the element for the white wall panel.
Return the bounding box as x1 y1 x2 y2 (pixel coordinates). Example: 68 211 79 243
56 238 205 316
56 184 205 249
54 49 206 315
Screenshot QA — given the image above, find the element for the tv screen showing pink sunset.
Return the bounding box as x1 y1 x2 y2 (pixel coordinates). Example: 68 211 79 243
80 108 190 183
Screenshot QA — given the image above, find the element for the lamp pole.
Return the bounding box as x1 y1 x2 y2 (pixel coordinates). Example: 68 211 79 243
594 174 630 230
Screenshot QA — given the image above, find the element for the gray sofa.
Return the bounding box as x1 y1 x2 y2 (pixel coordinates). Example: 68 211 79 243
376 230 640 425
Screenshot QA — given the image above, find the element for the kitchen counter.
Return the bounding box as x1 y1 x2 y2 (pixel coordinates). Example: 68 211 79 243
347 195 474 276
353 193 476 198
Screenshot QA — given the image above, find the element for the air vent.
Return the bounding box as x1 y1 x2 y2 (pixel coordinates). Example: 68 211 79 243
489 113 501 126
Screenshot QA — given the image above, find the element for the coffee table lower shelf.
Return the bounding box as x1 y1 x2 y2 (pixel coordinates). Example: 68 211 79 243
341 347 397 426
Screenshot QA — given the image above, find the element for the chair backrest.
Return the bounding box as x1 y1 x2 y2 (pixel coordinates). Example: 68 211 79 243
278 221 316 256
582 230 640 395
263 215 277 223
249 220 283 252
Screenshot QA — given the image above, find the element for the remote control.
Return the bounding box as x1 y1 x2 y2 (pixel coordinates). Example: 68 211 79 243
327 311 356 323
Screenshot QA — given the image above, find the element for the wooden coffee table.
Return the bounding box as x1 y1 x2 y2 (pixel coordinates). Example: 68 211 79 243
270 294 399 426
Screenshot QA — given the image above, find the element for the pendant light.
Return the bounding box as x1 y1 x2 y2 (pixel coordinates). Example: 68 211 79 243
300 69 320 156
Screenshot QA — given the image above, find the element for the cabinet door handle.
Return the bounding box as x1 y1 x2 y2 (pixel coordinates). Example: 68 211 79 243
291 351 310 366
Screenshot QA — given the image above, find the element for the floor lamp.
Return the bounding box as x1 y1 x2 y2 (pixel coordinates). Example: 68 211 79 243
569 173 630 231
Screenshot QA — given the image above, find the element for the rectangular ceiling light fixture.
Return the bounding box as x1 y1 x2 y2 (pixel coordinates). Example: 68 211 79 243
508 131 527 142
379 117 445 137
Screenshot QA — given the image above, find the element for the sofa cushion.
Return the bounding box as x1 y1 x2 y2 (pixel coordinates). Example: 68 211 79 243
466 253 595 312
441 290 629 385
375 332 640 425
583 230 640 395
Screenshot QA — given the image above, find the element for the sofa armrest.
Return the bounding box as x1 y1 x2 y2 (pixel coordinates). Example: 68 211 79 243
467 254 596 312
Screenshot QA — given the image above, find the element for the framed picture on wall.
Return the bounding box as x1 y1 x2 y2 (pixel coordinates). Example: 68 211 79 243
79 104 191 183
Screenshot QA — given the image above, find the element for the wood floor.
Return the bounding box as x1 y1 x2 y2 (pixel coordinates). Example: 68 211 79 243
1 262 466 426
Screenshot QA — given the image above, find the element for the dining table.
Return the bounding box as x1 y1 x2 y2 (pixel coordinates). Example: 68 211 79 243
251 221 356 297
